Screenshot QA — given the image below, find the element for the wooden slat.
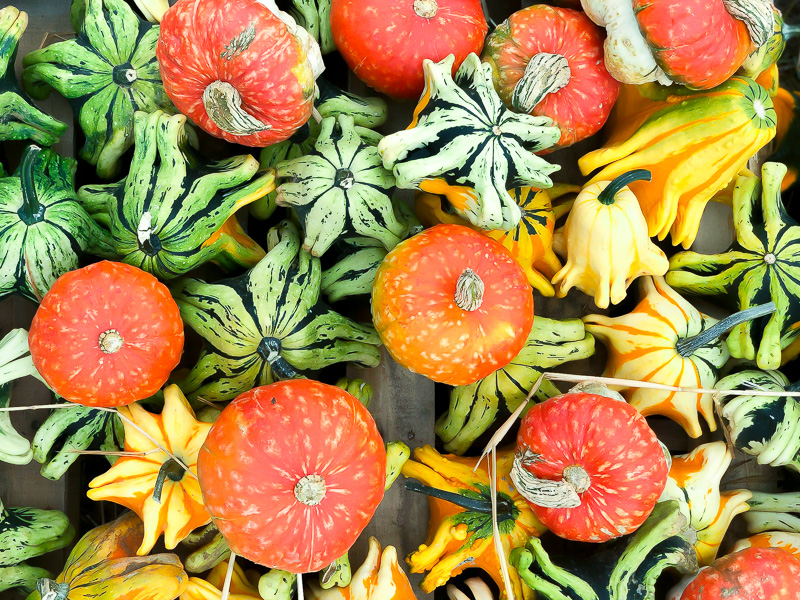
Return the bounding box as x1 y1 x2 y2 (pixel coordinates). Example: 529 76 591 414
0 4 79 574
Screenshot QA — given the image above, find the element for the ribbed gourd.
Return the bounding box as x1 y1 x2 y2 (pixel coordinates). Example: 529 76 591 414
22 0 175 178
579 77 776 248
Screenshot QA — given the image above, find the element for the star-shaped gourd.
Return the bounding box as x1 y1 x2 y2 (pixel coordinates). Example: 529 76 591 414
22 0 175 178
379 53 561 231
660 442 752 566
667 162 800 370
172 220 381 403
402 445 546 600
0 146 115 302
436 316 595 455
275 114 404 256
583 276 730 438
87 385 212 555
77 110 273 279
0 7 66 145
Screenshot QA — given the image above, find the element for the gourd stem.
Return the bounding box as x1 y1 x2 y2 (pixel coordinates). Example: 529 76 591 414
36 578 70 600
18 145 45 224
404 480 515 516
153 458 186 502
676 302 776 357
455 268 484 311
784 24 800 41
597 170 652 205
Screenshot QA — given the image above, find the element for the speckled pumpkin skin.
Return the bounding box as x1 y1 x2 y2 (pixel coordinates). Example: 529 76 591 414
28 261 184 407
157 0 314 146
633 0 752 90
516 392 669 542
330 0 487 100
371 224 534 386
482 5 619 149
680 547 800 599
197 380 387 573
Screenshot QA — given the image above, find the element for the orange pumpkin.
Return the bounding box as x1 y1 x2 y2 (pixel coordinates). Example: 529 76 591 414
28 261 184 407
371 224 534 386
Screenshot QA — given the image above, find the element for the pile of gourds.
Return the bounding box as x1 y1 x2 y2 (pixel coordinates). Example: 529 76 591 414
2 0 800 600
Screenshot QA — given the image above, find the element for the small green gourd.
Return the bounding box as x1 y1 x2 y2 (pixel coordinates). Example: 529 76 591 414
0 146 114 302
0 6 66 145
22 0 175 178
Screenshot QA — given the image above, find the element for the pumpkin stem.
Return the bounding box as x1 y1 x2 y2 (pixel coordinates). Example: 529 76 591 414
721 0 774 47
404 480 516 517
676 302 776 357
509 448 583 509
203 81 272 136
36 578 70 600
18 145 46 225
512 53 571 114
455 268 484 311
413 0 438 18
98 329 124 354
153 458 186 502
597 170 652 205
295 474 327 506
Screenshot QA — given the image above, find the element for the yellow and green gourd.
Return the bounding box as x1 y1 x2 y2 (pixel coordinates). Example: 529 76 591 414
510 501 698 600
0 496 75 597
579 77 776 248
436 316 595 455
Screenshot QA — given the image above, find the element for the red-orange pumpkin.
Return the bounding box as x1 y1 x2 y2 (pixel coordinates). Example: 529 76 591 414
632 0 761 89
371 224 533 386
197 380 386 573
28 261 184 407
482 5 619 150
679 547 800 600
330 0 488 100
512 386 669 543
157 0 316 147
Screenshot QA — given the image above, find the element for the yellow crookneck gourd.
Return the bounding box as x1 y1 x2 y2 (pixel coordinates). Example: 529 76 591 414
307 537 416 600
87 385 212 555
414 184 576 296
401 445 546 600
660 442 752 566
552 169 669 308
579 77 776 248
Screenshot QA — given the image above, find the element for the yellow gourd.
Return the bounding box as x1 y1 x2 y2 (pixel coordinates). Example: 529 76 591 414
579 77 776 248
87 385 212 555
552 170 668 308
